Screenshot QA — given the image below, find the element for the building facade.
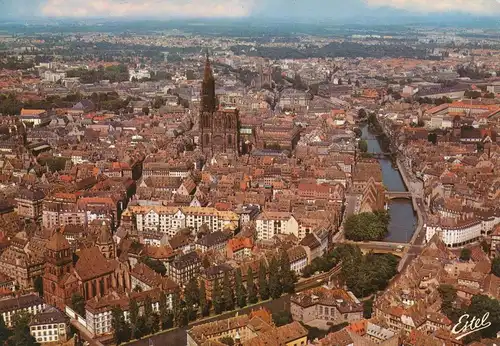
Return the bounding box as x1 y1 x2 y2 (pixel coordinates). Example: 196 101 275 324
0 294 45 327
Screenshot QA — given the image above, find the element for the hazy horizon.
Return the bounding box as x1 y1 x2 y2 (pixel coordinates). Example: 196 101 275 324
1 0 500 23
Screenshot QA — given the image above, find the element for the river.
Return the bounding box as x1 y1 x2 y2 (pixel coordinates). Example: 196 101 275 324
361 125 417 243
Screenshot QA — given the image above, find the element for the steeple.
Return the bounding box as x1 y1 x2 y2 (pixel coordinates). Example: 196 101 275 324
201 51 216 114
96 221 115 259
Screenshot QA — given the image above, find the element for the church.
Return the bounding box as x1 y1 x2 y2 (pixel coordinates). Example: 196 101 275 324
198 53 240 156
43 221 130 310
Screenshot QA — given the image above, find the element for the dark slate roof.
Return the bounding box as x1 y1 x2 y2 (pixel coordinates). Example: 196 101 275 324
0 294 44 313
171 251 200 270
195 231 231 248
29 306 68 326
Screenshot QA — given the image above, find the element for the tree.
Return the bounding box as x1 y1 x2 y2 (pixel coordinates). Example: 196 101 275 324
438 284 457 304
234 268 247 309
144 295 154 335
428 132 438 145
142 107 150 115
363 299 373 319
199 280 210 317
268 257 282 299
279 250 296 294
158 291 171 330
336 245 397 298
272 311 292 327
438 284 459 320
71 293 86 316
223 272 235 311
368 112 377 126
464 90 482 99
150 313 160 334
142 257 167 276
460 248 471 261
112 306 130 345
492 257 500 277
219 336 235 346
172 292 186 327
6 312 39 346
344 212 390 241
0 313 10 345
34 276 43 297
247 268 258 304
185 278 200 310
135 315 148 339
466 295 500 339
152 96 164 109
481 240 489 254
358 108 367 118
212 278 224 314
302 265 314 278
129 298 139 339
258 262 269 301
358 139 368 153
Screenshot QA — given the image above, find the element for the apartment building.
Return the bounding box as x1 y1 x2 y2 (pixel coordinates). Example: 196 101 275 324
16 189 45 221
167 251 201 287
29 306 70 344
127 205 239 237
0 294 45 327
255 212 299 240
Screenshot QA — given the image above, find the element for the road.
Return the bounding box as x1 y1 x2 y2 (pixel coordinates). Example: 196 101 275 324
401 244 424 272
344 194 359 218
126 296 291 346
396 159 427 246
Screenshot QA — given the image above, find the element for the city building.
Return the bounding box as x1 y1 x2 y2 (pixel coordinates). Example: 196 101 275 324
0 294 45 327
16 188 45 221
167 251 201 287
127 205 240 237
29 306 70 344
291 287 363 327
256 212 299 240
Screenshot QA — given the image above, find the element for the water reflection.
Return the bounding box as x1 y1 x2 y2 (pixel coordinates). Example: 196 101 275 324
360 125 416 242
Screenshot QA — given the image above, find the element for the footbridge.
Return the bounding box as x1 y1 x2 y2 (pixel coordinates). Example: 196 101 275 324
385 191 412 200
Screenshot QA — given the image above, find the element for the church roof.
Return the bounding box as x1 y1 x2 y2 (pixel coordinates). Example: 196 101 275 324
46 231 70 252
74 247 116 281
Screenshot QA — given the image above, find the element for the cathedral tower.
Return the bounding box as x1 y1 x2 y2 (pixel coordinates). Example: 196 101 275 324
43 230 74 309
199 53 240 156
96 221 116 259
201 52 216 114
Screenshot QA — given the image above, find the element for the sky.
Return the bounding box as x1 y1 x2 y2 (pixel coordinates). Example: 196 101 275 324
2 0 500 19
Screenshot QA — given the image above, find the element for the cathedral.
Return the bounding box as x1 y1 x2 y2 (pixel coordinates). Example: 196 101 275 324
43 222 130 310
199 53 240 156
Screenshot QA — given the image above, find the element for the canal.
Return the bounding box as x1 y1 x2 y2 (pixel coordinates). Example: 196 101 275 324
361 125 417 243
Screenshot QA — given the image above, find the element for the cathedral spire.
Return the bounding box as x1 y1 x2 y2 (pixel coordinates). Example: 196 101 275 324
201 51 216 114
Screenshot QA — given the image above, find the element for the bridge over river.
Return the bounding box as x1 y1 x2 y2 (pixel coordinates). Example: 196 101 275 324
385 191 412 200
